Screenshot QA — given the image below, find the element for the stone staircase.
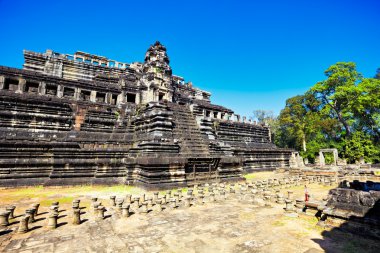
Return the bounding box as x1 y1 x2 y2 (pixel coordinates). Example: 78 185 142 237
168 103 210 157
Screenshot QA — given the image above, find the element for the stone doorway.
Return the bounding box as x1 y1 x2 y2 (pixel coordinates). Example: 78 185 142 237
318 148 339 167
185 158 220 184
158 92 165 101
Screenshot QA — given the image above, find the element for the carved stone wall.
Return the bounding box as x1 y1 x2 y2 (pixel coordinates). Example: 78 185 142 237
0 42 293 188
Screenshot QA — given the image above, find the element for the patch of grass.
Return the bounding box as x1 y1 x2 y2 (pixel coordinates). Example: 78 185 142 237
243 173 257 180
243 171 279 181
299 216 325 233
40 196 75 206
374 170 380 176
0 184 148 206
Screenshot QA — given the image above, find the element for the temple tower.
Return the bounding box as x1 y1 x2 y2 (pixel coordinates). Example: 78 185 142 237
140 41 173 103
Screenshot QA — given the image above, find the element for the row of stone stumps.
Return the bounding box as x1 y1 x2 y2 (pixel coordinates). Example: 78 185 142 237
0 174 341 235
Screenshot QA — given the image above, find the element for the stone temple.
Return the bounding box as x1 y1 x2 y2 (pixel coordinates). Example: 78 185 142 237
0 41 293 188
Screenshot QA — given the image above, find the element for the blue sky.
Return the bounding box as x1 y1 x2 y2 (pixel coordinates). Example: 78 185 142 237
0 0 379 117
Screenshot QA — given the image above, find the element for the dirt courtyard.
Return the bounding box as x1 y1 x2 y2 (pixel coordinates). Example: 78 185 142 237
0 172 379 253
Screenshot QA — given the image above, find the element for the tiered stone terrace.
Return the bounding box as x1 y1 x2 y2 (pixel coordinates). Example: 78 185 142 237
0 41 294 188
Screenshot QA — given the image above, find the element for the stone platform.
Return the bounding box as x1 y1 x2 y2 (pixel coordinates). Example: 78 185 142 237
1 175 380 253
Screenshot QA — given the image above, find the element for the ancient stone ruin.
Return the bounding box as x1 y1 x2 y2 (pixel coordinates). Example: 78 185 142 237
0 41 293 188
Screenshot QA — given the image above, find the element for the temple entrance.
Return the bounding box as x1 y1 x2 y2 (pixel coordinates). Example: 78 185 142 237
318 148 339 166
185 158 220 184
158 92 165 101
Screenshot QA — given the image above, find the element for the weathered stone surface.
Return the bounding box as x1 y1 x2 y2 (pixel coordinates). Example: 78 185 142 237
0 42 293 189
324 181 380 224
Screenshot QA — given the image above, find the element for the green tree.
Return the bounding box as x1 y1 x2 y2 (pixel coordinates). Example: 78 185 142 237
353 78 380 140
310 62 362 136
274 61 380 163
277 95 308 151
276 94 324 151
342 132 379 163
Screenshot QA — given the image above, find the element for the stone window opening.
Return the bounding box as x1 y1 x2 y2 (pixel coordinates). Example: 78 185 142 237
80 90 91 101
213 112 218 118
158 92 165 101
63 87 75 98
25 81 39 93
96 92 106 103
93 61 99 66
205 110 211 118
110 94 118 105
126 93 136 103
76 57 83 62
3 78 18 91
46 84 57 96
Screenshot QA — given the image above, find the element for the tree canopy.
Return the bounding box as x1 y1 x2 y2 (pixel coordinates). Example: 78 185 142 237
273 62 380 163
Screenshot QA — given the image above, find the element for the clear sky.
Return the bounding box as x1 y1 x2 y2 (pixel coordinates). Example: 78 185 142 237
0 0 379 117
